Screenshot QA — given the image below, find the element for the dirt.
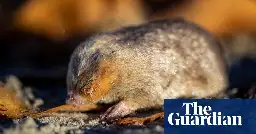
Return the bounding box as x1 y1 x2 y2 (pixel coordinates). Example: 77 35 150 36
0 73 256 134
0 76 164 134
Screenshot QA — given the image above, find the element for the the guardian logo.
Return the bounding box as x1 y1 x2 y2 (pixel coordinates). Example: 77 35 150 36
168 102 242 126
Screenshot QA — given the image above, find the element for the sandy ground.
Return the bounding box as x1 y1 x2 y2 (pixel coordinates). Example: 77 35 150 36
1 60 256 134
1 115 164 134
0 76 164 134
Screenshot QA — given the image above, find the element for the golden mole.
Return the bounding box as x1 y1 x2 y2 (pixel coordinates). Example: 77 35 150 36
66 18 228 121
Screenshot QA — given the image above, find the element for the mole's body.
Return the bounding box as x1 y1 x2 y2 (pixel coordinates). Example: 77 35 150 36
66 19 228 120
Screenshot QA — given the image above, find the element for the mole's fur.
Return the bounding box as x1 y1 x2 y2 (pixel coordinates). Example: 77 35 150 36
66 18 228 120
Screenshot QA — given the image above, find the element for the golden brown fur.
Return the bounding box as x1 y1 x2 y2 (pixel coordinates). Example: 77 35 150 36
66 18 228 120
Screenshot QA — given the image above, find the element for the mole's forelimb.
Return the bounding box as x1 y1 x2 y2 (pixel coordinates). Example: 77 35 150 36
66 18 228 121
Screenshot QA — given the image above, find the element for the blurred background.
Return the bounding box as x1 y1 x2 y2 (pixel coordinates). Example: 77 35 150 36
1 0 256 92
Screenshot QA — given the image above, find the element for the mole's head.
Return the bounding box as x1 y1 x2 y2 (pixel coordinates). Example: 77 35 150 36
66 43 118 106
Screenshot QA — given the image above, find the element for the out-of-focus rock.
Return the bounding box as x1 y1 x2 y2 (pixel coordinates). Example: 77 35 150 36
222 34 256 62
13 0 146 41
150 0 256 61
152 0 256 38
1 0 146 84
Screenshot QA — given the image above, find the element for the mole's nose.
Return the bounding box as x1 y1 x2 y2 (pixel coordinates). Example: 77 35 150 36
66 94 75 105
66 93 86 106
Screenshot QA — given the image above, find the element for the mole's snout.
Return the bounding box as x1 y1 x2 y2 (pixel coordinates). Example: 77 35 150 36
66 93 87 106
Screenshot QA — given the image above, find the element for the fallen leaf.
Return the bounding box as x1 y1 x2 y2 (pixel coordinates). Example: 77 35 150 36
0 84 109 119
115 112 164 126
29 104 107 118
0 87 28 119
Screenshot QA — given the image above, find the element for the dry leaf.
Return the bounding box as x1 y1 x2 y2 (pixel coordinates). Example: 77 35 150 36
29 104 107 118
116 112 164 126
0 87 28 119
0 85 163 126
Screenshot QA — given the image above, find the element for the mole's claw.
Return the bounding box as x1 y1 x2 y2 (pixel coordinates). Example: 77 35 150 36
100 105 115 120
100 101 134 121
